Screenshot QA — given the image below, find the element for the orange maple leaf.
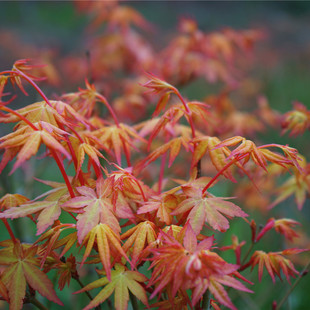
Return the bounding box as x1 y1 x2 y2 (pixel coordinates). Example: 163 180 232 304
172 191 247 234
0 240 63 309
0 121 71 173
61 177 120 244
79 224 130 281
249 249 307 283
0 180 72 235
121 221 157 267
74 263 148 310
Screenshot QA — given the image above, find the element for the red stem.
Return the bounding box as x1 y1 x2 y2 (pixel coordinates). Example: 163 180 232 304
58 123 85 185
0 106 38 131
2 219 17 244
173 88 196 138
96 94 120 127
97 94 132 166
120 137 131 167
158 146 167 195
92 160 102 178
202 157 240 194
50 150 75 198
133 178 147 202
1 70 79 220
1 70 53 107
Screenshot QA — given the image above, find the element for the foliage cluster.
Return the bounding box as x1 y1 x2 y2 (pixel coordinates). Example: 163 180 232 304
0 2 310 310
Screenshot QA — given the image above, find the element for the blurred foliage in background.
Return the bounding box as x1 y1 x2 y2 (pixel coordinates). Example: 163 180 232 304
0 1 310 309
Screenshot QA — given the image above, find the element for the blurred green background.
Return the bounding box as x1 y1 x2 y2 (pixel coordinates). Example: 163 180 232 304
0 1 310 309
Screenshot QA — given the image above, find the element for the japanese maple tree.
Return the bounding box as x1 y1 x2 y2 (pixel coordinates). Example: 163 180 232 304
0 2 309 310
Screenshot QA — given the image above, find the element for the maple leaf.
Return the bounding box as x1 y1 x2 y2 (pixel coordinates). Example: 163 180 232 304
146 106 188 148
93 123 146 165
33 222 77 267
0 121 71 173
191 274 252 310
0 180 72 235
55 254 77 291
249 249 307 283
0 193 29 211
281 101 310 136
121 221 157 267
61 80 100 118
76 142 106 175
62 177 120 244
137 194 179 225
137 136 192 173
0 240 63 310
0 99 91 133
10 59 44 95
269 165 310 210
148 226 251 309
74 263 148 310
79 224 130 280
171 191 247 234
142 72 175 96
191 136 235 181
0 101 65 128
255 218 300 242
215 136 302 171
107 164 152 202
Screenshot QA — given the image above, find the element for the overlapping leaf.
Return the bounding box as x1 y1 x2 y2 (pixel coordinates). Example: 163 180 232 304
172 192 247 234
79 224 130 280
269 166 310 210
137 194 179 225
0 181 71 235
0 121 71 173
249 249 306 283
74 263 148 310
0 240 63 310
191 136 234 181
121 221 157 267
62 177 120 244
92 123 146 165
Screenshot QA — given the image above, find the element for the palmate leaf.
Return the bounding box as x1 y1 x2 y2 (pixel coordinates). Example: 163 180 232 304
215 136 302 171
0 240 62 310
136 136 191 173
0 100 66 128
0 121 71 173
192 275 252 310
148 226 251 309
269 168 310 210
0 193 29 211
137 194 179 225
76 142 106 174
249 249 306 283
171 192 247 234
74 263 148 310
0 100 90 129
93 123 146 165
191 136 235 181
80 224 130 280
121 221 157 267
62 177 120 244
0 182 70 235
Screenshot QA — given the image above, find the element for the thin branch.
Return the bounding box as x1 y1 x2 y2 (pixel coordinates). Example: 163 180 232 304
74 277 101 310
275 260 310 310
129 291 139 310
1 219 17 244
201 289 211 309
25 293 48 310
